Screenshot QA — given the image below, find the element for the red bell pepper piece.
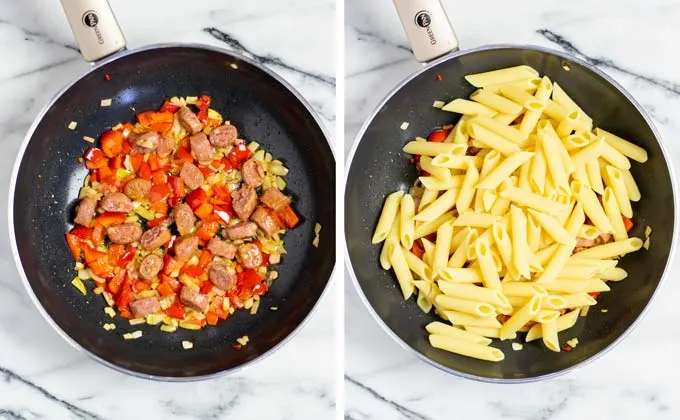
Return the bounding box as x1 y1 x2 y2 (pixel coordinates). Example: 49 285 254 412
205 311 219 326
101 130 124 158
91 225 105 246
84 147 105 163
82 245 107 264
200 281 214 295
252 282 268 296
69 226 93 240
117 245 136 267
186 188 207 209
165 300 186 319
65 233 81 261
177 146 194 163
97 166 115 184
196 221 220 241
95 212 126 227
227 142 253 167
110 155 123 170
411 241 425 259
133 280 150 293
194 202 214 220
107 244 124 266
228 292 244 309
160 100 179 113
156 281 175 297
130 154 143 172
197 250 213 269
181 264 204 278
108 270 126 296
137 111 173 126
195 95 211 122
116 283 134 309
427 129 449 143
150 184 170 203
169 176 185 198
148 154 160 171
138 162 152 180
622 215 634 232
162 255 179 275
237 269 263 291
147 215 167 228
277 205 300 228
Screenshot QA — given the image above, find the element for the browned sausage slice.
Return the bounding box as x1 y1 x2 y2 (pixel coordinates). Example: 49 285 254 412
130 296 161 318
172 202 196 236
156 135 176 157
207 237 237 259
180 286 209 312
124 178 152 201
74 197 97 226
107 223 143 244
231 186 257 220
130 131 159 153
238 243 263 269
259 188 291 211
209 263 236 291
180 162 204 190
138 254 163 280
241 159 264 187
250 206 280 238
190 132 214 163
224 222 258 240
209 124 238 147
140 225 172 250
99 192 133 213
178 106 203 134
174 235 199 261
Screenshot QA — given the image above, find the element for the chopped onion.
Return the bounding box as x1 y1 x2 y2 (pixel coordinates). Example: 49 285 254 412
68 121 78 130
182 341 194 350
71 277 86 295
123 330 142 340
100 98 112 107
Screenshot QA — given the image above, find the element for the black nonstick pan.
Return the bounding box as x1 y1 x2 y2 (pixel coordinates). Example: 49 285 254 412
9 0 335 380
345 0 676 382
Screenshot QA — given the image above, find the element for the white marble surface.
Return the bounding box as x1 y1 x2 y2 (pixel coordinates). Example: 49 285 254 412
345 0 680 418
0 1 337 419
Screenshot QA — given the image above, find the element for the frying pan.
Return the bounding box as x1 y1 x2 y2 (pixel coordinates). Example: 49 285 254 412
345 0 677 382
8 0 335 380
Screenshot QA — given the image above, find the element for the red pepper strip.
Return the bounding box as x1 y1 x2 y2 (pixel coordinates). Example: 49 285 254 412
82 245 107 264
138 162 152 180
195 95 211 123
196 221 219 241
147 215 167 228
622 215 634 232
169 176 185 198
227 142 253 167
97 166 115 184
117 245 136 267
91 225 105 246
69 226 93 240
151 169 167 185
237 269 263 291
133 280 150 293
148 154 160 171
130 154 144 172
156 281 175 297
84 147 106 162
588 292 600 300
186 188 208 209
200 281 214 295
160 101 179 113
228 292 244 309
150 184 170 203
110 155 123 170
194 202 214 220
182 265 204 278
166 300 186 319
101 130 124 158
95 212 126 227
177 146 194 163
206 311 219 326
198 250 213 269
252 282 268 296
162 255 178 275
65 233 81 261
108 270 126 296
88 258 110 279
411 241 425 259
108 244 124 266
137 111 174 126
428 129 449 143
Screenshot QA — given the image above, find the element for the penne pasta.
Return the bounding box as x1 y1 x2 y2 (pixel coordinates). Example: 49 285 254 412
542 319 560 352
433 221 454 271
572 238 643 259
372 191 403 243
468 123 521 156
453 212 500 228
456 162 480 213
526 309 580 341
429 334 505 362
438 267 482 283
425 321 492 345
621 168 641 202
477 151 534 190
510 205 531 279
603 165 633 218
414 210 455 239
435 295 496 317
470 115 528 144
399 194 415 249
442 98 497 117
444 310 503 328
602 188 628 241
390 243 415 300
528 209 576 246
465 65 539 88
414 189 459 223
475 239 502 290
586 158 605 194
404 249 434 281
403 141 458 156
470 89 523 115
571 181 614 234
596 128 648 163
500 295 541 340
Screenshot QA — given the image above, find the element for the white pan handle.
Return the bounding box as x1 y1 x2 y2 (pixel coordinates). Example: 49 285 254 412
60 0 126 62
393 0 459 63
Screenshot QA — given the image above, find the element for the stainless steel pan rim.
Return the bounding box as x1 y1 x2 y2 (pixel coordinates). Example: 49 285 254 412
344 43 679 383
9 42 336 382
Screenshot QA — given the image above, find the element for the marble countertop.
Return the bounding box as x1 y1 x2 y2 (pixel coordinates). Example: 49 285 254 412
0 1 336 419
345 0 680 418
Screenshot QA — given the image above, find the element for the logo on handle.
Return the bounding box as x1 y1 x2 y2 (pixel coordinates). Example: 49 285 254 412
82 10 104 45
414 10 437 45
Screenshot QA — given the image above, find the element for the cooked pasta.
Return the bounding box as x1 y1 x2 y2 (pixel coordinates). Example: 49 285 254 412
372 66 648 362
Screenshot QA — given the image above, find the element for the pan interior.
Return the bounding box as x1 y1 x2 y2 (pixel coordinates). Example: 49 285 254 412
346 47 674 380
12 46 335 378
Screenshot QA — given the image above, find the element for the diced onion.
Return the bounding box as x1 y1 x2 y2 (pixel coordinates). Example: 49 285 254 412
160 324 177 333
123 330 143 340
104 307 116 318
103 323 116 331
236 335 249 346
83 136 95 143
129 318 145 325
100 99 112 107
400 122 410 130
146 313 166 325
68 121 78 130
179 320 201 330
182 340 194 350
511 343 523 351
71 277 86 295
432 100 446 109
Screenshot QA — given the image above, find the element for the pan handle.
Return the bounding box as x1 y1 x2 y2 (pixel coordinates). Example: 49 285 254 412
392 0 459 63
60 0 127 63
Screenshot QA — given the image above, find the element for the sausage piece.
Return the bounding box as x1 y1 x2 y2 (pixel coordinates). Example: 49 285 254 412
124 178 152 201
231 186 257 220
130 296 161 318
138 254 163 280
178 106 203 134
207 237 237 259
140 225 172 250
156 135 176 157
180 162 205 190
241 159 264 188
225 222 258 240
259 188 291 211
190 132 214 163
107 223 143 244
180 286 210 312
174 235 199 261
172 202 196 236
238 243 263 269
131 131 159 153
250 206 280 238
209 124 238 147
209 263 236 291
99 192 133 213
74 197 97 226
